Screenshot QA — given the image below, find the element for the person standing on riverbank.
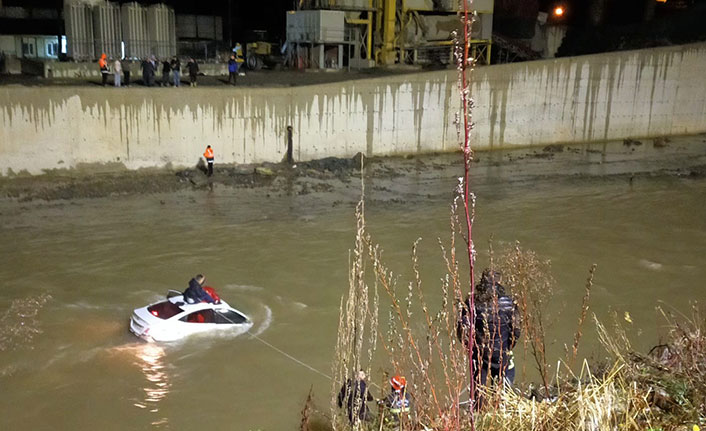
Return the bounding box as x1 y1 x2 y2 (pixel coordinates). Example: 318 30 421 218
337 370 374 424
187 58 199 87
98 53 109 86
170 56 181 87
203 145 214 176
458 269 521 408
113 58 122 87
121 58 131 87
141 57 155 87
161 59 171 87
381 375 413 425
227 54 238 85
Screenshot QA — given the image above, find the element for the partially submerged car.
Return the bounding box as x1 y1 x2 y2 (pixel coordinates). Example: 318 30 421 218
129 290 252 342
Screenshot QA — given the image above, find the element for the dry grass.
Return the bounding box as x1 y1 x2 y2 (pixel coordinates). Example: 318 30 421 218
497 243 555 397
328 210 706 431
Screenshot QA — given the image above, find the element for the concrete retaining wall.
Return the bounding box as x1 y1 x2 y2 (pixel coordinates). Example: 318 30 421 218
2 43 706 175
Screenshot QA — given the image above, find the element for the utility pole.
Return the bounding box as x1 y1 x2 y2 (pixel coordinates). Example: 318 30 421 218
227 0 233 49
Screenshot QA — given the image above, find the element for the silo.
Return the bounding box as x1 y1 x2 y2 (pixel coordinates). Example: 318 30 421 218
92 1 121 59
121 2 149 59
64 1 94 60
147 4 176 59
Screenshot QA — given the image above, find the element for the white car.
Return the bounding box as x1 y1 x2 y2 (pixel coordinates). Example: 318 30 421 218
129 290 252 342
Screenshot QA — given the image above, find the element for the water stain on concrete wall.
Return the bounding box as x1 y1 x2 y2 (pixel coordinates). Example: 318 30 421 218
2 43 706 175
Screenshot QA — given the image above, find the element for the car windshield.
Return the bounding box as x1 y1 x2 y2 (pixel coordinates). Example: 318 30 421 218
179 309 248 324
215 309 248 324
181 309 215 323
147 301 182 319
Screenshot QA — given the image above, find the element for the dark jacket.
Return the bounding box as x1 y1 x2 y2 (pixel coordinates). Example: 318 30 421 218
121 59 131 74
473 293 520 367
458 281 521 367
337 378 373 422
162 60 171 74
141 60 153 74
187 60 199 76
170 58 181 72
183 278 215 304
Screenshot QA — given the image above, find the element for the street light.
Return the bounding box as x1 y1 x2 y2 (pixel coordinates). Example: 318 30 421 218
553 6 565 17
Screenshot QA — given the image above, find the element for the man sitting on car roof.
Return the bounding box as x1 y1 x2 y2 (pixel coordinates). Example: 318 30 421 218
183 274 216 304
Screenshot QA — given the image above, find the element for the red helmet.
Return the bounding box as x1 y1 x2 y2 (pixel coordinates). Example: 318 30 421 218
390 375 406 391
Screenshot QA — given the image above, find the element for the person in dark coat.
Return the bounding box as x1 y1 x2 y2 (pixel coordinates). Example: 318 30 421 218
141 57 155 87
183 274 215 304
337 370 374 424
187 58 199 87
121 58 131 87
161 59 171 87
458 269 521 407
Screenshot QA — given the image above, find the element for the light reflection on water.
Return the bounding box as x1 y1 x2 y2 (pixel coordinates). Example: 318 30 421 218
132 343 170 427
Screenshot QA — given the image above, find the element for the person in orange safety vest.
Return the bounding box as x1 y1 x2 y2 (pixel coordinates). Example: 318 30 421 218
98 53 109 86
203 145 214 176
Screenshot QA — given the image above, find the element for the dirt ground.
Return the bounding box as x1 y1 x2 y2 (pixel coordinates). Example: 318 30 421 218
1 135 705 204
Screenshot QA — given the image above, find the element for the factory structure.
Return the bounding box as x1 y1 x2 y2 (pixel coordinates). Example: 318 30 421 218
285 0 494 69
0 0 566 74
64 1 176 60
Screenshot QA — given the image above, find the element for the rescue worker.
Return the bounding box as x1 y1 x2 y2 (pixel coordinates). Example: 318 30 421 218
337 370 374 424
381 375 412 425
458 269 521 408
227 54 238 86
183 274 216 304
203 145 214 176
98 53 109 86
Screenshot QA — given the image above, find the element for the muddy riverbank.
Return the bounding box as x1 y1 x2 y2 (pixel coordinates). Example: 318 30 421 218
1 135 705 204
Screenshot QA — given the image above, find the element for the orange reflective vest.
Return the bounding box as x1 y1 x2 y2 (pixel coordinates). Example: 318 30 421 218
204 147 214 160
98 55 107 70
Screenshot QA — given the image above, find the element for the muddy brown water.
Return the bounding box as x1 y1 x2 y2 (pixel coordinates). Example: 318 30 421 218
1 137 705 430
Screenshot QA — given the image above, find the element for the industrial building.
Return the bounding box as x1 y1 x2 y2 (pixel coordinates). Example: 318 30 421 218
0 1 63 61
286 0 494 69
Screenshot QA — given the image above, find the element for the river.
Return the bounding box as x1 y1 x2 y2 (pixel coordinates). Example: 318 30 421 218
1 136 705 430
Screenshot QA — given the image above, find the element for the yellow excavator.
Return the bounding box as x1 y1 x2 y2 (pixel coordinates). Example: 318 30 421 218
243 30 282 70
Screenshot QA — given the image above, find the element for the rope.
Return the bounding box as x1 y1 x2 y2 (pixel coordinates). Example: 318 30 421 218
212 304 332 380
219 303 383 389
247 330 333 381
